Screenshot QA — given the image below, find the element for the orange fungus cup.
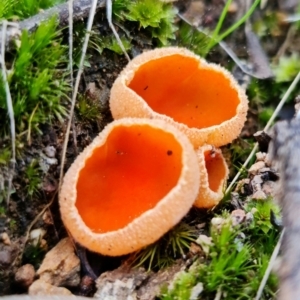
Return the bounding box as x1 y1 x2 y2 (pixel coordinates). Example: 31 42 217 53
110 47 248 148
59 118 200 256
194 145 229 209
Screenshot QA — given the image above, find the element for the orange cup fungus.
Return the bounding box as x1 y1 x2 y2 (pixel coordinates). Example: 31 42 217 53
194 145 229 208
59 118 200 256
110 47 248 148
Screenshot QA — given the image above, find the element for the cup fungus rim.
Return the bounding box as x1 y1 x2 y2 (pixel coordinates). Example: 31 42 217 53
194 144 229 209
59 118 200 256
110 47 249 148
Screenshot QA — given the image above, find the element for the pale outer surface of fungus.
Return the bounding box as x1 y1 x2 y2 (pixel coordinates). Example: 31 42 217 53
59 118 200 256
194 144 229 208
110 47 248 148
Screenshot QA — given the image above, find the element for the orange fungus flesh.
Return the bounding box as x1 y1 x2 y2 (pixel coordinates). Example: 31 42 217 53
75 125 183 234
128 55 240 129
204 151 227 192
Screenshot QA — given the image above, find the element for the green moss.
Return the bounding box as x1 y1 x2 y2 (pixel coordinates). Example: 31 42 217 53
113 0 177 46
0 16 69 140
0 0 65 20
272 53 300 83
23 239 46 268
131 222 198 271
159 200 280 299
23 159 42 199
177 23 211 57
75 93 103 124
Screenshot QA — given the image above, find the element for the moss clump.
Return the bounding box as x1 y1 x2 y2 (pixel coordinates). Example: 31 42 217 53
131 222 198 271
160 200 280 299
0 0 65 20
0 16 69 140
113 0 177 46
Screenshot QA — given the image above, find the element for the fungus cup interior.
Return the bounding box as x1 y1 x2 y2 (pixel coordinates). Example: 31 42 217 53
204 150 227 192
75 124 183 234
128 54 240 129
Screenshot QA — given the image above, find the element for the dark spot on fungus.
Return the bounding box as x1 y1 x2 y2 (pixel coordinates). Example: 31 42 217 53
167 150 173 156
144 86 148 90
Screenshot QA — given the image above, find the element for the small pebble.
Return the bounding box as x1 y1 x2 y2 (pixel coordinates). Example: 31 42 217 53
231 209 246 226
30 228 46 246
189 242 202 256
245 212 254 225
0 249 12 267
196 235 213 255
0 232 11 245
15 264 35 290
211 217 224 230
29 279 73 296
251 175 263 193
248 161 266 175
265 153 272 167
256 152 267 161
43 146 56 158
252 190 267 200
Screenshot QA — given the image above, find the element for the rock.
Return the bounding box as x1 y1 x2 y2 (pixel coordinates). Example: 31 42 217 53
245 212 254 225
262 180 279 197
0 232 11 245
95 260 190 300
0 243 18 268
231 209 246 226
0 249 12 267
15 264 35 290
29 228 46 246
251 175 263 193
189 242 202 255
264 153 272 167
248 161 266 175
196 235 213 255
39 151 58 173
256 152 267 162
29 279 73 296
252 190 267 200
235 178 251 195
37 237 80 287
210 217 224 230
43 146 56 158
94 264 149 300
137 260 188 300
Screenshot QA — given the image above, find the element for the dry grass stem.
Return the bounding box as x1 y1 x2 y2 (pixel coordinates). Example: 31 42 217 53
59 0 99 191
0 20 16 205
106 0 130 62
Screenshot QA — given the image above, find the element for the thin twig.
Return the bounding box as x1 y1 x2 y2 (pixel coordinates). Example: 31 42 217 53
264 71 300 132
68 0 78 155
106 0 130 62
59 0 99 191
255 229 285 300
226 70 300 193
0 20 16 206
11 190 57 267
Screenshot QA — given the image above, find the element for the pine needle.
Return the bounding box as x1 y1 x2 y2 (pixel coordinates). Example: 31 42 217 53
0 20 16 205
59 0 98 191
106 0 130 62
